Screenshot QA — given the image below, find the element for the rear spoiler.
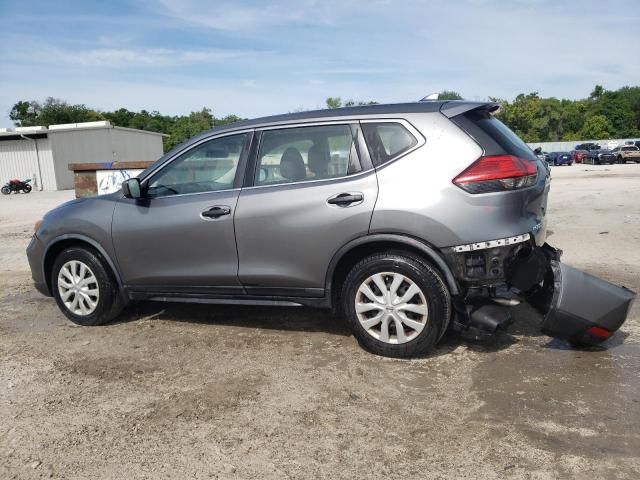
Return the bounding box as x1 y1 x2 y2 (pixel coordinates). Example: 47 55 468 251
439 101 501 118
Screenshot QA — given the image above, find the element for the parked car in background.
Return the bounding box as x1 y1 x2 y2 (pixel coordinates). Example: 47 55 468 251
584 149 616 165
532 147 548 162
547 152 573 166
611 145 640 163
570 150 589 163
575 142 601 151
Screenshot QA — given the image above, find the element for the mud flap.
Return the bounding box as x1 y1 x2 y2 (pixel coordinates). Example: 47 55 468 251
528 246 636 345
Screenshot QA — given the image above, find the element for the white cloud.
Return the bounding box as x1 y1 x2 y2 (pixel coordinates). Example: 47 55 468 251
3 45 257 68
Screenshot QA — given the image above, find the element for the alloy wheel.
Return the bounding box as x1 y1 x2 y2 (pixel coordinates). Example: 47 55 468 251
57 260 100 316
355 272 428 344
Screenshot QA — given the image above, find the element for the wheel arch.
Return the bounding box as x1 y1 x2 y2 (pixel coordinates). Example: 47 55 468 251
43 235 124 299
326 234 460 309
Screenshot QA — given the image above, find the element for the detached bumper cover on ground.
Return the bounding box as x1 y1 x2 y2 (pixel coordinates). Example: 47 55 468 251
529 246 636 344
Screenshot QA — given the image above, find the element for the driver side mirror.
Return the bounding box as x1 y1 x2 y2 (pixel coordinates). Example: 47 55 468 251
121 178 142 199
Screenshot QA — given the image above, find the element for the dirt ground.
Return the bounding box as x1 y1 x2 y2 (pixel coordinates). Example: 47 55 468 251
1 164 639 479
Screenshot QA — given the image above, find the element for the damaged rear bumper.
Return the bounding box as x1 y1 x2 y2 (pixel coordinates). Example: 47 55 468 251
527 247 636 345
447 241 636 344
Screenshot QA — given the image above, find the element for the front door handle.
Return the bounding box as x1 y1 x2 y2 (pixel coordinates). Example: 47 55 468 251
200 205 231 219
327 192 364 207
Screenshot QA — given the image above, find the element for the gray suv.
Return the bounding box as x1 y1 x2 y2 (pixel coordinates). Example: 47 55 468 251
27 101 635 357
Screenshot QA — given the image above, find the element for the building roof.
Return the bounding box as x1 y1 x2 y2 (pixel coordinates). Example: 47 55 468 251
0 120 168 139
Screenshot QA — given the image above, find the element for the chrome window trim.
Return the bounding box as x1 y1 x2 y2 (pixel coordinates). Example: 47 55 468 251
137 188 242 201
139 128 255 184
241 168 376 191
247 121 366 190
139 129 254 200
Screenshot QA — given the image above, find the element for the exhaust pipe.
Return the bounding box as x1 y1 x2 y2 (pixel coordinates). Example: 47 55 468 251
468 304 512 333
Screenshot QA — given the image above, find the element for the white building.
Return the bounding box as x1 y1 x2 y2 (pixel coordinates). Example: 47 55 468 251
0 121 166 190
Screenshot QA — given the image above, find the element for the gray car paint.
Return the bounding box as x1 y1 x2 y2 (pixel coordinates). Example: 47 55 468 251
235 169 379 290
112 189 242 287
27 100 548 303
370 112 549 247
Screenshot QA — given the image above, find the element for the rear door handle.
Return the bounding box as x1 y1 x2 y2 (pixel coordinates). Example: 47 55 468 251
200 205 231 220
327 192 364 207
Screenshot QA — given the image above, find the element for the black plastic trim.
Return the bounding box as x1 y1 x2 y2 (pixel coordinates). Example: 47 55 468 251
244 286 324 298
43 234 126 299
325 233 461 298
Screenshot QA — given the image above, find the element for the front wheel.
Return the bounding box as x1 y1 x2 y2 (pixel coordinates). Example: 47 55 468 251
341 252 451 358
52 247 124 326
22 184 32 193
1 185 10 195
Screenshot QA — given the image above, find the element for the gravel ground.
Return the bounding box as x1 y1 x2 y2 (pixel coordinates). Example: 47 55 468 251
1 164 639 479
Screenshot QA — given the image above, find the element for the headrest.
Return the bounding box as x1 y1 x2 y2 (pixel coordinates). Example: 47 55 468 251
279 147 306 181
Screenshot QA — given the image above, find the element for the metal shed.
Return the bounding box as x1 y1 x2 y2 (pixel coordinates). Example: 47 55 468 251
0 121 166 190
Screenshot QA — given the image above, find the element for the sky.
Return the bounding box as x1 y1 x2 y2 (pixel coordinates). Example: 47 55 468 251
0 0 638 127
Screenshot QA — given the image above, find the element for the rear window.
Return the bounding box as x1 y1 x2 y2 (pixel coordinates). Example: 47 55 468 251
456 110 538 161
362 122 418 167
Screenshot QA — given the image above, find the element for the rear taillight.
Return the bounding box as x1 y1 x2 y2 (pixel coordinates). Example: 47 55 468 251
453 155 538 194
585 325 612 340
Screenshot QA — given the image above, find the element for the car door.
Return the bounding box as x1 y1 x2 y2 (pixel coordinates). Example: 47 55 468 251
234 123 378 296
112 131 252 293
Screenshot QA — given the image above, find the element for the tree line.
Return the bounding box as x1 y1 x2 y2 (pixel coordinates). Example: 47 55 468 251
8 85 639 152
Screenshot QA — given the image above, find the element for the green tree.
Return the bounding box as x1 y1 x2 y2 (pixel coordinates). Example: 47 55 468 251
589 85 605 101
9 97 103 126
9 100 39 126
579 115 614 139
326 97 377 109
164 108 216 151
326 97 343 109
438 90 463 100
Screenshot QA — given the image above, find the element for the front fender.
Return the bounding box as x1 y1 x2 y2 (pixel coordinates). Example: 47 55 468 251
43 234 125 299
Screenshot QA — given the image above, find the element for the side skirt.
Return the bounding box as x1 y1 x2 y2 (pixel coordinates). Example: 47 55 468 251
125 286 330 309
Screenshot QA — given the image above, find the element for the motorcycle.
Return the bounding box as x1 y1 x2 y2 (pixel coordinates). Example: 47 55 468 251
1 178 33 195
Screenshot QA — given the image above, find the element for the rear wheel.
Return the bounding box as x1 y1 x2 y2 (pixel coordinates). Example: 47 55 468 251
52 247 124 326
1 185 10 195
341 252 450 358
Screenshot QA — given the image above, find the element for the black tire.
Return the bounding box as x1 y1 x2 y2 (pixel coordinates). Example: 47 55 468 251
340 252 451 358
22 184 32 193
1 185 10 195
52 247 124 326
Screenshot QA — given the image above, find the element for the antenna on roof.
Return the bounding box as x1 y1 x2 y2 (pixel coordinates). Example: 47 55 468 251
420 93 439 101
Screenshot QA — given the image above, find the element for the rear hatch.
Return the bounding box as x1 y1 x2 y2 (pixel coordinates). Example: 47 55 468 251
442 102 635 344
445 103 550 247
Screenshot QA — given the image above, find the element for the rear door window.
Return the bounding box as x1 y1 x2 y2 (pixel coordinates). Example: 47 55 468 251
254 124 360 187
361 123 417 167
